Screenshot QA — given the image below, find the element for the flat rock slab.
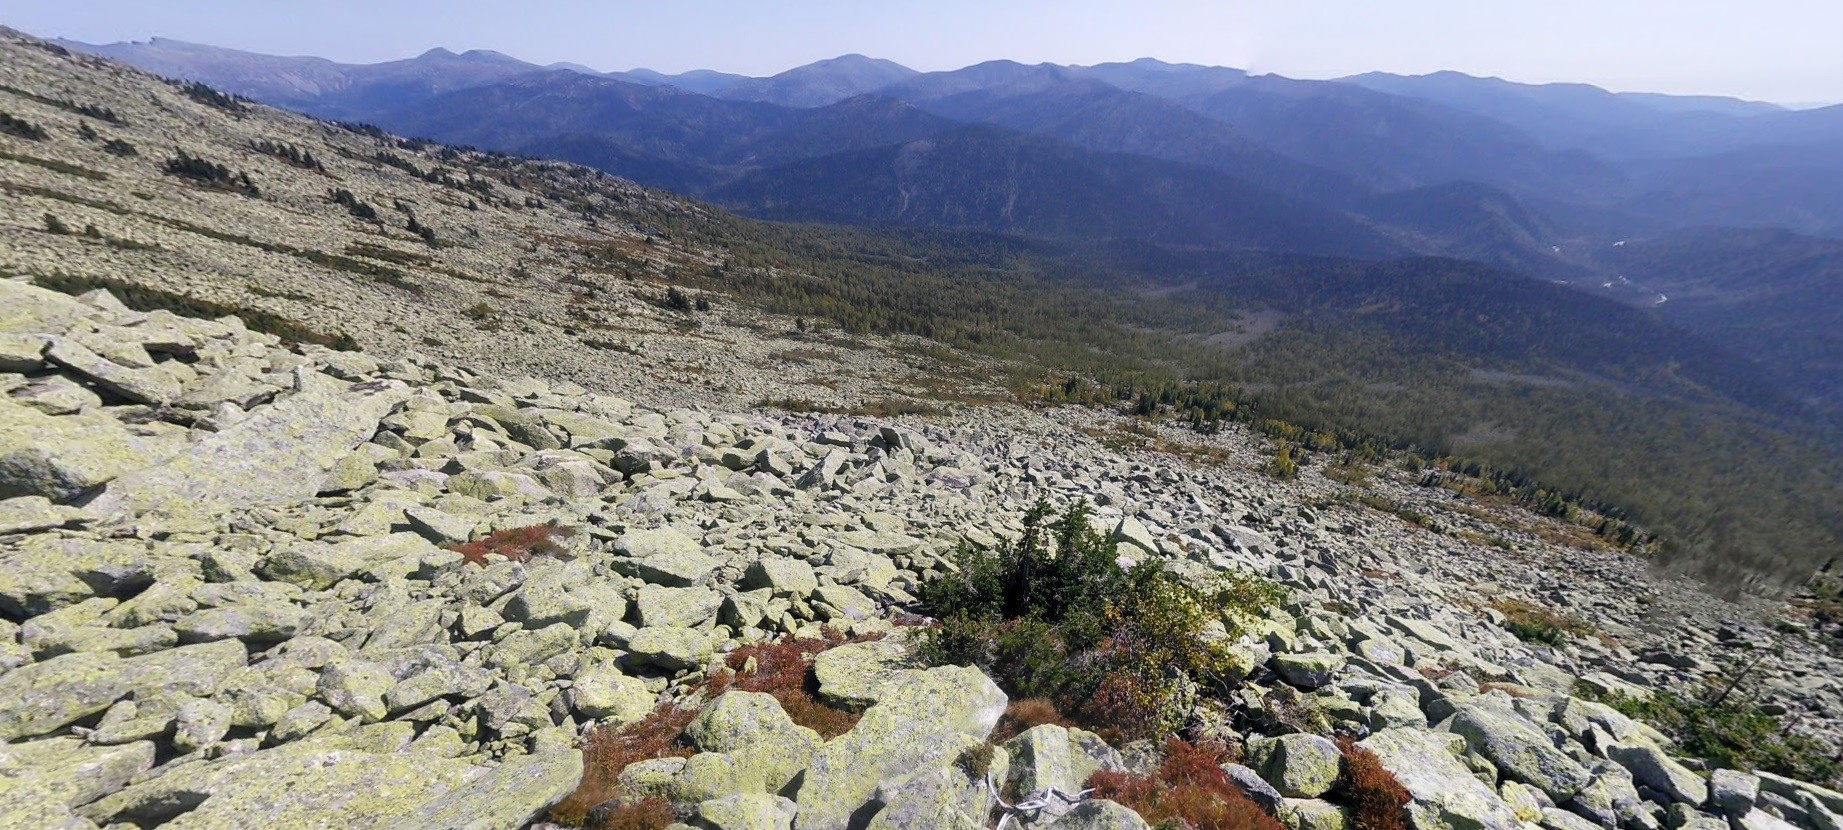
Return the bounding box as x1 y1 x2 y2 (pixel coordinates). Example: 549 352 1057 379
83 376 409 519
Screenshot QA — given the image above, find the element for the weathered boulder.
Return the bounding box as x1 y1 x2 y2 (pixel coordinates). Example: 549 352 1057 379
794 665 1005 830
82 376 410 518
571 663 656 725
675 691 822 798
812 637 910 709
379 750 583 830
1051 799 1152 829
1005 723 1112 796
1709 770 1760 818
0 640 246 741
613 527 719 587
1250 733 1344 799
636 585 723 629
746 557 819 598
1273 653 1345 690
79 742 479 829
1449 699 1590 801
1606 743 1706 807
1278 798 1350 830
1360 728 1519 830
695 793 799 830
0 398 169 502
627 626 715 671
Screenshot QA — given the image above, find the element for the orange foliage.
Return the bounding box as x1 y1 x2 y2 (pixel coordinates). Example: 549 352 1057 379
447 523 574 566
1088 738 1287 830
584 797 676 830
992 698 1077 744
706 628 883 739
548 705 695 826
1338 737 1412 830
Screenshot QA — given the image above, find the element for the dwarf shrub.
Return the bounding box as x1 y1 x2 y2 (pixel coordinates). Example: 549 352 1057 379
446 523 574 566
916 500 1282 743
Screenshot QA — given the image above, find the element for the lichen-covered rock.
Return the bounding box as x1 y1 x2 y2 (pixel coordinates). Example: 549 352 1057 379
1250 733 1344 799
636 585 723 629
1050 799 1152 829
613 527 718 586
1272 652 1346 690
695 792 799 830
866 760 1002 830
793 665 1005 830
317 659 396 722
746 557 818 598
0 639 246 741
256 544 367 591
812 637 909 709
1279 798 1349 830
0 398 169 503
1448 699 1590 801
1606 743 1706 807
83 376 410 518
79 742 480 829
173 604 305 645
571 663 656 725
379 750 583 830
1005 723 1109 796
0 737 155 818
627 626 715 671
1360 728 1520 830
1708 769 1760 817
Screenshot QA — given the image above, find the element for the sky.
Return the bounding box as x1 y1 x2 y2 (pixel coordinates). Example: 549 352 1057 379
7 0 1842 104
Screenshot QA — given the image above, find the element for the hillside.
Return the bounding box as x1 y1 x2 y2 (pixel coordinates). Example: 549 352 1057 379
3 26 1843 830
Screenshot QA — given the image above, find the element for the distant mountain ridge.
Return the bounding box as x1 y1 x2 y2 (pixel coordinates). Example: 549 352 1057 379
49 34 1843 399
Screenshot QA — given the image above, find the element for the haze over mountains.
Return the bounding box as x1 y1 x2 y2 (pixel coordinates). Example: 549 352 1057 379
61 35 1843 417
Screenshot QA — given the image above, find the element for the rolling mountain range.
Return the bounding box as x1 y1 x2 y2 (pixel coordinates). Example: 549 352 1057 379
56 36 1843 412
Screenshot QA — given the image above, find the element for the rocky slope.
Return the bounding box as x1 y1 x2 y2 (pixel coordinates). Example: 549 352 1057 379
2 26 1841 830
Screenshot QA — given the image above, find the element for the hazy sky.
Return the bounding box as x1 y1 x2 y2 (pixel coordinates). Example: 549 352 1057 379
8 1 1842 104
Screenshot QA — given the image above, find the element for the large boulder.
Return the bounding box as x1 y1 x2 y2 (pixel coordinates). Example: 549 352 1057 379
812 637 910 709
80 741 479 829
1249 733 1344 799
1449 699 1591 801
1606 744 1707 807
635 585 723 629
570 663 656 725
794 665 1006 830
1052 799 1152 829
0 640 246 741
82 375 410 518
1360 728 1520 830
675 691 823 798
379 750 583 830
0 398 170 502
612 527 719 587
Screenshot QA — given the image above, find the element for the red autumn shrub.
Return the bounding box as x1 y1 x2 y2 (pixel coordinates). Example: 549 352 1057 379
548 704 696 826
447 523 574 566
1337 737 1413 830
1088 738 1286 830
584 797 676 830
992 698 1078 744
711 628 883 739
